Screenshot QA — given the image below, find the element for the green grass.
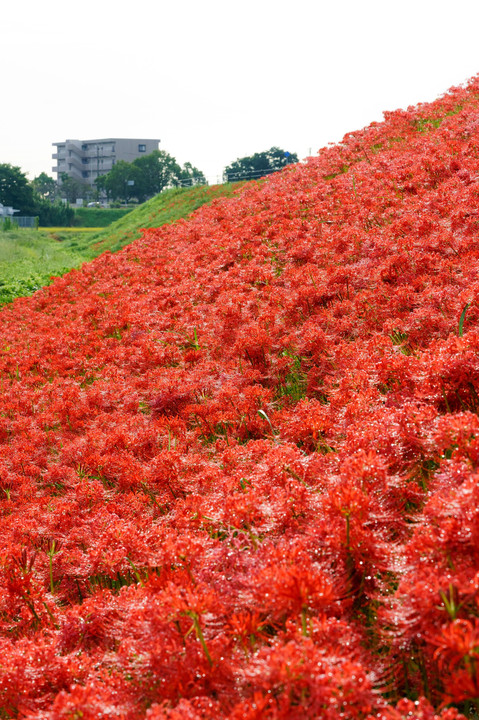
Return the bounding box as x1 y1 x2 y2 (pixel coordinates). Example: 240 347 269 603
0 183 244 305
0 230 84 305
72 207 132 227
68 183 244 259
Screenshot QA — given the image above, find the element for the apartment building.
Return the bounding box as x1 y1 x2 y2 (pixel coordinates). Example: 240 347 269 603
52 138 160 188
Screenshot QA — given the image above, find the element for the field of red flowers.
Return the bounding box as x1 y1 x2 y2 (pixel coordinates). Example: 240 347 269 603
2 77 479 719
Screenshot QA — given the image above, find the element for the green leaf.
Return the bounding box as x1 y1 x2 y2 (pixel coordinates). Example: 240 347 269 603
458 302 471 337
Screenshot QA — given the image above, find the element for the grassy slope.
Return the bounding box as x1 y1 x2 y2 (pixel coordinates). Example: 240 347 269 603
0 184 243 305
63 183 245 258
72 207 132 227
0 230 84 306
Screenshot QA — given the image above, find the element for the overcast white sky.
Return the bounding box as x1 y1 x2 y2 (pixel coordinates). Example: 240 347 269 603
2 0 479 184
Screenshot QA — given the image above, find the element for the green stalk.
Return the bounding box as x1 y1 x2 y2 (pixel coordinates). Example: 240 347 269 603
344 512 351 549
126 557 144 587
459 301 471 337
42 600 59 629
301 606 309 637
46 539 57 594
188 611 213 666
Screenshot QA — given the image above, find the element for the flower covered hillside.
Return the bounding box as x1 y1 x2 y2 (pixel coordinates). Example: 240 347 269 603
1 77 479 718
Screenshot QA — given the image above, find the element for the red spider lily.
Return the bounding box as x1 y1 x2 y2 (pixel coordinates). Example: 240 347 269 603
373 697 467 719
1 75 479 716
432 619 479 704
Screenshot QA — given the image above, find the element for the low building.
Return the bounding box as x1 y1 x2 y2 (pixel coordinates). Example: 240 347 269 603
0 204 36 228
0 203 19 218
52 138 160 189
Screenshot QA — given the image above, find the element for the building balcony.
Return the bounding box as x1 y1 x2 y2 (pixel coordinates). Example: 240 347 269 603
66 169 84 182
65 157 84 172
84 150 115 160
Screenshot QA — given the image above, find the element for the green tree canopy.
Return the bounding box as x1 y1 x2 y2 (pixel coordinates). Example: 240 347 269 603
31 172 57 202
97 161 142 203
178 162 206 187
35 200 74 227
59 173 91 204
96 151 207 202
132 150 182 200
224 147 298 183
0 163 36 215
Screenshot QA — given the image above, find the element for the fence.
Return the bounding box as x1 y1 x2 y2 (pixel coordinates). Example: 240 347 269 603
15 217 37 228
175 167 285 188
0 216 38 229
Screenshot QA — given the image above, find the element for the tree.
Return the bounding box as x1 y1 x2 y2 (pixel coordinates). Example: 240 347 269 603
132 150 183 200
178 162 206 187
0 163 37 215
223 147 298 183
59 173 90 204
95 174 110 201
31 173 57 203
99 161 142 203
35 200 74 226
96 151 207 202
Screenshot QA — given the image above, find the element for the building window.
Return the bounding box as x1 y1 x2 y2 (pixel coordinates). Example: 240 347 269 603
138 144 146 152
82 158 89 164
82 171 90 178
81 144 88 151
111 145 115 152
